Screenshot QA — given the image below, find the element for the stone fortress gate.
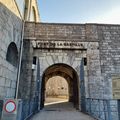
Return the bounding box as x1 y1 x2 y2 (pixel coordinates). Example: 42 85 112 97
18 22 120 119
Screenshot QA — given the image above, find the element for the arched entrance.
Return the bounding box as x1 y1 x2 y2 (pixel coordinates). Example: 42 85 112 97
40 63 80 110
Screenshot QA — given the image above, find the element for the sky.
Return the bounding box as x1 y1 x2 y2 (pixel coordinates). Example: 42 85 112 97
38 0 120 24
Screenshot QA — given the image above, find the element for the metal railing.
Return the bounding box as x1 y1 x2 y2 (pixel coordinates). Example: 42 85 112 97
1 98 119 120
21 98 38 120
85 98 120 120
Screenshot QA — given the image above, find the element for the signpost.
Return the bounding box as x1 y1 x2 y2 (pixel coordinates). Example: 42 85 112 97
4 100 16 113
1 99 22 120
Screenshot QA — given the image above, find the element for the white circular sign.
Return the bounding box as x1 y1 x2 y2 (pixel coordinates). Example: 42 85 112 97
4 101 16 113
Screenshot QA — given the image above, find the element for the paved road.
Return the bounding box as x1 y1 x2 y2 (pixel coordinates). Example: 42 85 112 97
30 99 95 120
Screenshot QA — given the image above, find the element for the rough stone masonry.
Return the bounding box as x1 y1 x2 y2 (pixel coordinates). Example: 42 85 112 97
22 22 120 100
19 22 120 119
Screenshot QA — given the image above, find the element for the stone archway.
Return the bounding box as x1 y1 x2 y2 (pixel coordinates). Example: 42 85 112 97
40 63 80 110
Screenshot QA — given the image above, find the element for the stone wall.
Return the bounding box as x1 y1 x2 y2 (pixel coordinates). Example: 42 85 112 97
24 22 120 100
18 40 33 99
98 25 120 99
0 3 22 99
24 23 86 41
0 1 21 18
24 22 101 99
